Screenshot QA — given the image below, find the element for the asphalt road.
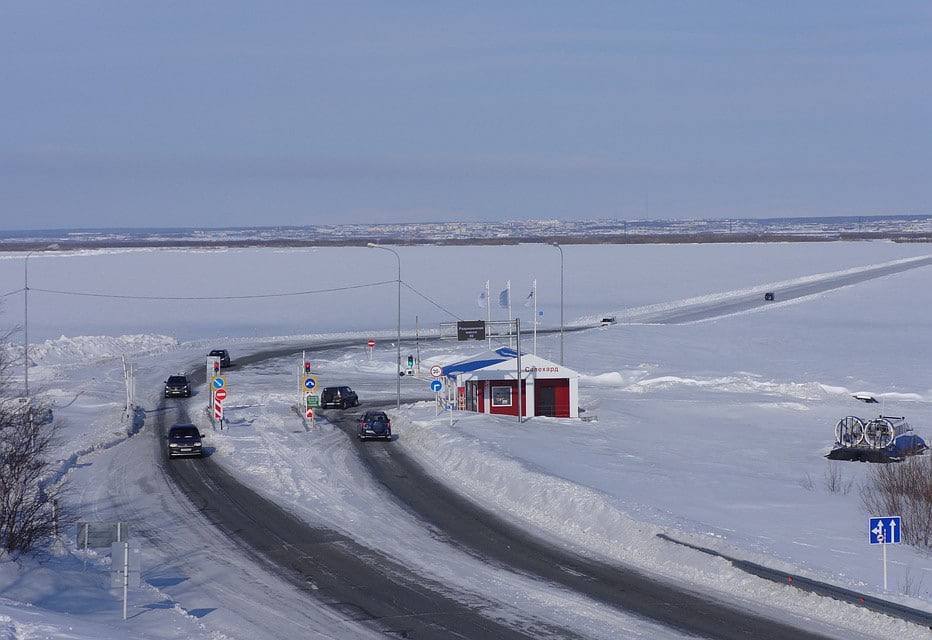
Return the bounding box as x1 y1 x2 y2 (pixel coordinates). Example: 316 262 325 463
161 350 576 640
151 259 932 639
645 255 932 324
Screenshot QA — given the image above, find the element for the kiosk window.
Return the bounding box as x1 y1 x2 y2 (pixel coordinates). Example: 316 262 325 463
491 385 512 407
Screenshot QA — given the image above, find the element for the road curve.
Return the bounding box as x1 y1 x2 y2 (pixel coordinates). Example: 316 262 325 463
151 258 932 639
160 352 578 640
325 407 836 640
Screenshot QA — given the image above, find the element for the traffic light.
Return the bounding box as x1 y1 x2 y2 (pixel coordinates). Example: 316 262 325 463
407 355 414 368
213 361 220 372
304 361 311 374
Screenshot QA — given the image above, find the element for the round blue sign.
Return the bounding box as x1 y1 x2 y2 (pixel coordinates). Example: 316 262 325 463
430 380 443 392
304 377 316 389
213 377 225 389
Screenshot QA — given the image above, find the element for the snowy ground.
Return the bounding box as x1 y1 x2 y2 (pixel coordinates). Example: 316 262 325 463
0 241 930 638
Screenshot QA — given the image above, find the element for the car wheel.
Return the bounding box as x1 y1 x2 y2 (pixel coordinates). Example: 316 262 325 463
341 400 348 410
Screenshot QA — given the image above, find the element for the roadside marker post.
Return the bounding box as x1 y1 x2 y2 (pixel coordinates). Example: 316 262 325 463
430 378 444 415
367 338 375 360
869 516 902 591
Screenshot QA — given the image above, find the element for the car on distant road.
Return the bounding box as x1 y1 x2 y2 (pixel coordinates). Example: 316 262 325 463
164 375 192 398
764 292 775 301
209 349 232 368
358 410 392 441
166 423 204 458
321 386 359 409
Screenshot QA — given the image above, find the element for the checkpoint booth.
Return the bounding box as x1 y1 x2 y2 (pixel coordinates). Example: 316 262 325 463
442 348 579 418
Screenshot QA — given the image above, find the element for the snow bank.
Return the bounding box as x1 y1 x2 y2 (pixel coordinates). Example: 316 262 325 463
24 334 178 365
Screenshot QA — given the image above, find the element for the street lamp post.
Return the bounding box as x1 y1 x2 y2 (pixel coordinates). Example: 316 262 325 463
549 243 564 365
367 243 401 409
23 244 59 398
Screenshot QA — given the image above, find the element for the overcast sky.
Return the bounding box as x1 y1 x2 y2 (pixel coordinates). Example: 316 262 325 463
1 2 930 230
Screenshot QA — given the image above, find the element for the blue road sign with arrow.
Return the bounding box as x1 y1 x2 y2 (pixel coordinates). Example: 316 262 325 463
869 516 901 544
212 377 225 389
304 377 317 390
430 380 443 393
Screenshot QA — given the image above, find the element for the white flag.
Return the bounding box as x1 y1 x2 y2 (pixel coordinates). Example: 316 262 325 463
523 289 535 308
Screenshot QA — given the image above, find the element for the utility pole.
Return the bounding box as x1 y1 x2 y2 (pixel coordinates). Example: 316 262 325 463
368 244 401 409
515 318 522 423
549 243 565 365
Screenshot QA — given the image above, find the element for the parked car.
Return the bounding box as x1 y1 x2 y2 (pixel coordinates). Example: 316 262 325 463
164 375 192 398
764 292 775 301
600 316 617 327
358 411 392 441
208 349 232 368
321 386 359 409
166 423 204 458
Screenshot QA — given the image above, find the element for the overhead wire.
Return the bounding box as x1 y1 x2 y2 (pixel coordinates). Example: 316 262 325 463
29 280 395 301
401 281 463 320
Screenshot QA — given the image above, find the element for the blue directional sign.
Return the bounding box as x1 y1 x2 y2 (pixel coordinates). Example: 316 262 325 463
304 377 317 390
430 379 443 393
869 516 902 545
212 377 225 389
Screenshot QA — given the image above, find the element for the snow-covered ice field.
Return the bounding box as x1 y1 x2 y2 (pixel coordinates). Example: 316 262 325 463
1 241 930 638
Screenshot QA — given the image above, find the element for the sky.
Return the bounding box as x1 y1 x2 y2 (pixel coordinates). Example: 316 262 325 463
1 1 930 230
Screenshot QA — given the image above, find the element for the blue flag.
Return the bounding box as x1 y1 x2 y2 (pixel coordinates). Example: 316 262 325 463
499 286 509 308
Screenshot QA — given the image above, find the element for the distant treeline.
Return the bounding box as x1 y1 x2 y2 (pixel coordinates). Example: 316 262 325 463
2 231 931 252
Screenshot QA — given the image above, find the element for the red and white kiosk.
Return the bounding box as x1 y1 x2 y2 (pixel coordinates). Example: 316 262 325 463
442 348 579 418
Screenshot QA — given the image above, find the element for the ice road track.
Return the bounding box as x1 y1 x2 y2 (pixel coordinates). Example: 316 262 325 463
644 254 932 324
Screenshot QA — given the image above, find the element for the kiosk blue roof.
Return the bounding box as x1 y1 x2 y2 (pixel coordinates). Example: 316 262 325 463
441 347 519 379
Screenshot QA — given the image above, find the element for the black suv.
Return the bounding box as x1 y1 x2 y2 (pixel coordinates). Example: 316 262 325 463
209 349 232 368
164 375 192 398
166 423 204 458
321 386 359 409
358 411 392 441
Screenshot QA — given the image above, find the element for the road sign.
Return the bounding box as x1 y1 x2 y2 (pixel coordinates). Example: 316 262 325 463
214 388 227 402
214 399 223 421
367 338 376 348
305 393 320 408
457 320 486 341
110 541 141 589
430 379 444 393
213 377 225 389
869 516 902 545
304 376 317 390
429 365 442 378
306 406 314 419
76 522 130 549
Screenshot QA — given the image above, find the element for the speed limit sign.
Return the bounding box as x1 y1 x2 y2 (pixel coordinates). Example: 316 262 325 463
429 365 442 378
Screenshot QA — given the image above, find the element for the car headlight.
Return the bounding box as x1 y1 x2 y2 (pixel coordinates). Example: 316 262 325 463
169 442 179 447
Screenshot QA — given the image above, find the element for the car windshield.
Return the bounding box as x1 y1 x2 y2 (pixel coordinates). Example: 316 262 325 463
367 414 387 423
209 351 225 356
170 427 199 439
167 376 187 385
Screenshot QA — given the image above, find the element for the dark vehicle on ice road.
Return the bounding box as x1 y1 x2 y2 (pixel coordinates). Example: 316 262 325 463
358 411 392 441
166 423 204 458
321 386 359 409
764 292 775 301
164 375 192 398
208 349 232 368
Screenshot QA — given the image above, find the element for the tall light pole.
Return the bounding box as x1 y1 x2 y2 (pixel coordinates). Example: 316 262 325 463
23 244 58 397
367 243 401 409
549 242 564 365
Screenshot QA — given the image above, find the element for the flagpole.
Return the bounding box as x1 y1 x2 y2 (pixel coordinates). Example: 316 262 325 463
486 280 491 349
533 278 537 356
507 280 513 348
